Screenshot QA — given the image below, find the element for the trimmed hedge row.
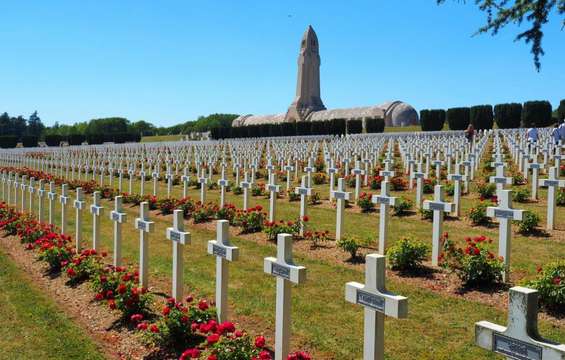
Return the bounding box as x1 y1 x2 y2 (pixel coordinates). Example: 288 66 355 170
210 118 384 139
494 103 522 128
522 101 553 127
447 107 470 130
470 105 493 130
0 135 38 148
419 109 445 131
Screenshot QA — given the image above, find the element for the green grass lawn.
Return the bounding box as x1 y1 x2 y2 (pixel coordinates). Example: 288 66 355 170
140 134 184 143
0 249 105 360
25 170 564 359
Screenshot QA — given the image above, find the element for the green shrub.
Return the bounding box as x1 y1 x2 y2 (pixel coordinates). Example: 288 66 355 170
447 107 470 130
470 105 493 130
0 135 18 148
515 210 540 234
419 208 433 220
477 182 496 199
387 238 429 271
420 109 446 131
444 183 455 196
393 197 413 216
557 189 565 206
512 188 530 203
526 260 565 309
337 237 360 260
21 135 38 147
468 202 491 226
521 100 553 127
494 103 522 128
557 99 565 121
295 121 310 136
357 192 375 212
68 134 86 145
281 122 296 136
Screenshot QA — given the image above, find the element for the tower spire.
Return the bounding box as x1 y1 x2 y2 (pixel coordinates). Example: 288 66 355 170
285 25 325 122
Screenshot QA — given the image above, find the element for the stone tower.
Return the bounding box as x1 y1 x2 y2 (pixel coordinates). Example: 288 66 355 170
285 25 326 122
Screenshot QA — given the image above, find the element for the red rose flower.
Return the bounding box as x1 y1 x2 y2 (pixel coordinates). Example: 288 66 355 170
255 335 266 348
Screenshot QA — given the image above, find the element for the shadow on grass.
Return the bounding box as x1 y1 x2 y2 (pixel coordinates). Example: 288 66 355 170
345 255 365 264
394 266 438 280
518 229 551 238
455 282 510 296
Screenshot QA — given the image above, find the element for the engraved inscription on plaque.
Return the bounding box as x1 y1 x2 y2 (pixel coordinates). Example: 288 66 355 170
111 212 120 221
212 244 226 258
429 202 445 211
170 231 181 242
544 180 559 187
356 290 385 312
272 263 290 280
494 209 516 219
493 333 542 360
495 178 508 184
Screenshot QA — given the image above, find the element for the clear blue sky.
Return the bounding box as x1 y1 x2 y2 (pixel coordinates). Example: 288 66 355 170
0 0 563 127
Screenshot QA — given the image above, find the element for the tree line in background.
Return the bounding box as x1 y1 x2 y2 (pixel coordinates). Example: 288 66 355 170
0 112 239 148
210 117 385 139
420 99 565 131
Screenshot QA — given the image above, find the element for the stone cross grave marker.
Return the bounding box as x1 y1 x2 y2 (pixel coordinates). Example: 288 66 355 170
218 167 229 208
538 166 565 230
20 175 27 211
207 220 239 323
527 160 541 200
284 162 294 191
166 209 190 300
475 286 565 359
414 163 427 209
59 184 69 235
345 254 408 360
267 173 281 222
379 160 395 183
487 190 524 282
90 191 104 251
139 164 146 196
240 172 253 210
181 167 190 199
304 158 316 188
110 195 127 267
135 201 155 289
332 177 350 241
327 160 338 200
37 179 45 222
198 171 208 203
447 163 466 217
351 160 365 201
371 180 396 255
294 176 311 237
264 233 306 360
47 181 56 225
423 185 454 266
73 187 85 252
28 177 35 214
490 164 513 194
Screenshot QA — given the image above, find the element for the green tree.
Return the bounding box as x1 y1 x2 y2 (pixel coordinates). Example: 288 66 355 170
27 111 44 137
438 0 565 70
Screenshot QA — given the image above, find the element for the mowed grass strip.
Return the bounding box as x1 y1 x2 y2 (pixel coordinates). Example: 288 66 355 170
0 248 105 360
38 182 565 359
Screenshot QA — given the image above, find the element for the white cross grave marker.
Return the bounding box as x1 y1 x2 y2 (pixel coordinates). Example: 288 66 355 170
73 187 85 252
538 166 565 230
135 202 155 289
294 176 311 237
475 286 565 359
59 184 69 235
90 191 104 251
332 178 350 241
207 220 239 323
345 254 408 360
267 173 281 222
423 185 454 266
264 233 306 360
371 180 396 255
166 209 190 300
110 195 127 267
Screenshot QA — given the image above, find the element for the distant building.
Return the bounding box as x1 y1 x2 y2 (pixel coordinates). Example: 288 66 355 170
232 26 418 128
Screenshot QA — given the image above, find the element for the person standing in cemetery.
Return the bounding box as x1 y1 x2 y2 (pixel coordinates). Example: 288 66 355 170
559 119 565 140
526 123 539 145
551 123 561 145
464 124 474 145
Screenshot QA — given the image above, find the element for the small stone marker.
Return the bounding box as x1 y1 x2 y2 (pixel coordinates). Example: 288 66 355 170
423 185 454 266
371 180 396 255
166 209 190 300
20 175 27 211
90 191 104 251
198 172 208 203
207 220 239 323
217 167 229 208
73 187 85 252
332 177 350 241
538 166 565 230
110 195 127 267
345 254 408 360
527 161 541 200
487 190 524 282
475 286 565 359
134 202 155 289
447 164 466 217
28 177 35 214
264 233 306 360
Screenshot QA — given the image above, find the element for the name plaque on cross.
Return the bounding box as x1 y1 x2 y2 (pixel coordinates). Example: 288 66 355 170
493 333 542 360
111 212 120 221
356 289 385 312
543 180 559 187
494 208 517 219
137 221 149 232
373 195 392 205
212 244 227 258
272 263 291 280
429 202 446 211
495 178 508 184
